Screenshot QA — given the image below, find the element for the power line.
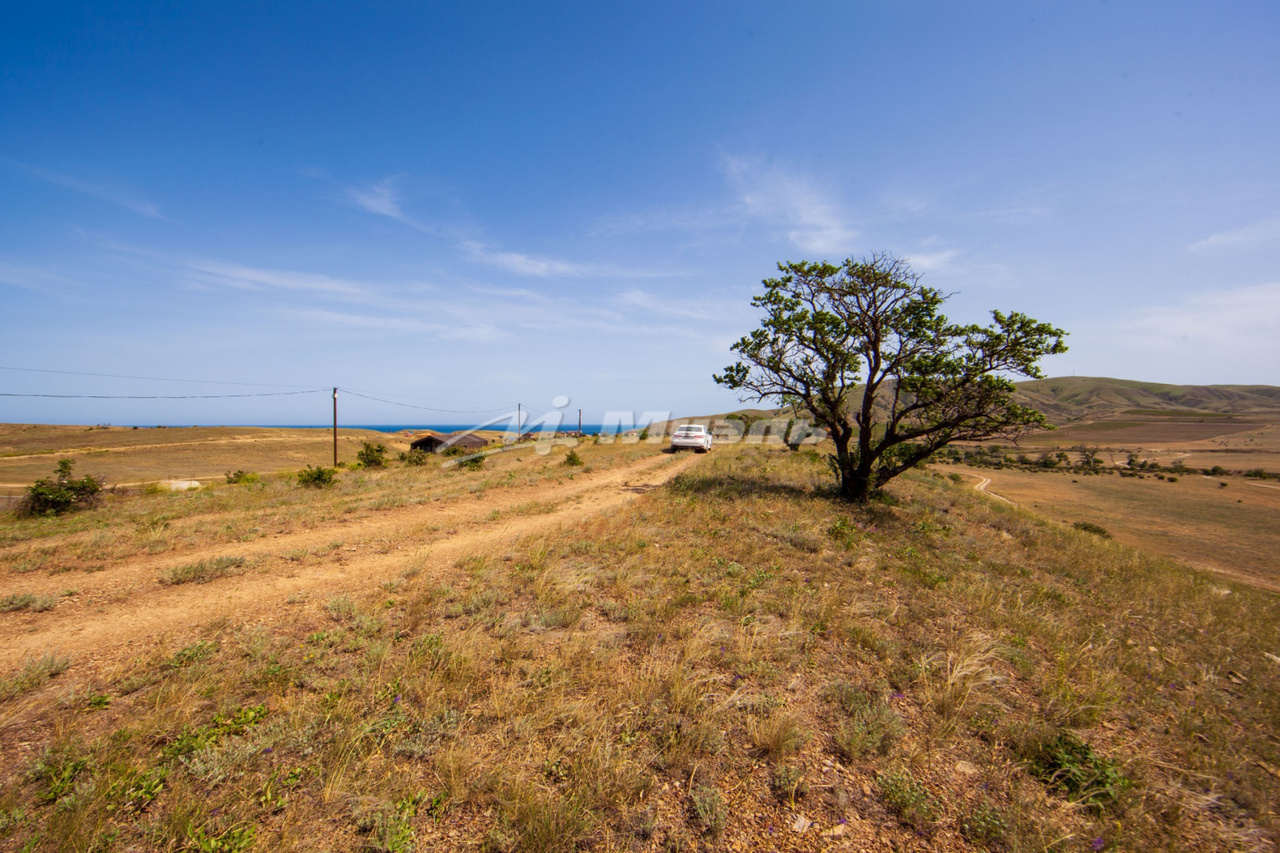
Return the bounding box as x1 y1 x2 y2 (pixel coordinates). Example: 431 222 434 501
341 386 514 410
0 389 329 400
340 389 513 415
0 365 320 389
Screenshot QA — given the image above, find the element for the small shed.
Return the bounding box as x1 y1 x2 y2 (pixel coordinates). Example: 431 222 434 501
410 431 489 453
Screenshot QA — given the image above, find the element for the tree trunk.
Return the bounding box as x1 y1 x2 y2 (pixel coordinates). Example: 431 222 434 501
832 439 872 502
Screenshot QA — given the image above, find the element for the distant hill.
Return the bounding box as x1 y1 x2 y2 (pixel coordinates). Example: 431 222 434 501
1014 377 1280 423
670 378 1280 433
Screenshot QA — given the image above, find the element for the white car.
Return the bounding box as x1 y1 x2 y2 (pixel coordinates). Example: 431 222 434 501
670 424 712 453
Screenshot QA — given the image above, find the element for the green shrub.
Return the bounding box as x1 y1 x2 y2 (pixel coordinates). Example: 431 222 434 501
770 763 808 804
689 786 726 838
827 683 904 759
960 802 1009 847
399 448 429 466
876 768 936 830
18 459 102 516
357 441 387 468
455 456 484 471
1072 521 1111 538
563 450 584 467
224 470 259 485
298 465 338 488
1023 731 1129 809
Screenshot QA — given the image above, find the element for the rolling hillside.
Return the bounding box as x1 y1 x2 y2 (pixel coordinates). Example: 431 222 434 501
668 378 1280 432
1013 377 1280 422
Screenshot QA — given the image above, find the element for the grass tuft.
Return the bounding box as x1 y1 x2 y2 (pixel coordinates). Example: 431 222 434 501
160 555 247 585
0 651 71 700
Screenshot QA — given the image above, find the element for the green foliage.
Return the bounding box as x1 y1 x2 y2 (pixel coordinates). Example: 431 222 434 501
826 683 904 759
0 652 71 700
876 768 937 830
163 705 269 760
223 470 259 485
715 253 1065 501
563 449 584 467
297 465 337 488
2 593 57 612
164 641 218 669
184 823 255 852
769 763 808 805
399 448 429 466
455 456 484 471
357 441 388 468
1024 731 1130 809
19 458 102 516
355 794 421 853
689 786 726 838
1072 521 1111 538
960 802 1009 847
29 746 87 806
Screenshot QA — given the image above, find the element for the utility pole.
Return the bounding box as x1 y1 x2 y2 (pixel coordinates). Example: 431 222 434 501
517 403 522 439
332 387 338 466
578 409 582 435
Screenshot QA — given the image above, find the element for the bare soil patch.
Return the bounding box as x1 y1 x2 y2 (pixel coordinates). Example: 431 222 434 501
1 449 697 673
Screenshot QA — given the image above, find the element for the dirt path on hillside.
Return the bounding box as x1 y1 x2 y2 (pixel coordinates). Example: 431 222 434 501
969 474 1014 504
1 452 701 676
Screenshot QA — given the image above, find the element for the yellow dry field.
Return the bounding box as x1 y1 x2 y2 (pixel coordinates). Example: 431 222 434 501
0 424 505 496
1 435 1277 852
945 464 1280 592
1014 417 1280 470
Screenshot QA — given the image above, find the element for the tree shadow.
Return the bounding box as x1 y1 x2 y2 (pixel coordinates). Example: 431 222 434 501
668 471 826 502
667 471 904 523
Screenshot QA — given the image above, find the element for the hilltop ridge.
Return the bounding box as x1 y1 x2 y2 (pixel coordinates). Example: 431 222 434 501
666 377 1280 430
1014 376 1280 421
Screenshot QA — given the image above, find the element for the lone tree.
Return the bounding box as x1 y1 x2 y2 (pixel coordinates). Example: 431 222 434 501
715 253 1066 502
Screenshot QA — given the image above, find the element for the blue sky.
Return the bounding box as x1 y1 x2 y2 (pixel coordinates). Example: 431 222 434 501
2 1 1278 426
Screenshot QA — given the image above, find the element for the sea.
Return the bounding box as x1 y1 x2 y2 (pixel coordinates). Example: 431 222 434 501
275 424 609 435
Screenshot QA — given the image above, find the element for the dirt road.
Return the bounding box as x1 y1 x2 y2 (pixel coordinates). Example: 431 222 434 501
1 451 701 675
970 474 1014 504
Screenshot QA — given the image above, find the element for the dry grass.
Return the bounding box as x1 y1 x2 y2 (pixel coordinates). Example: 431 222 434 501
947 462 1280 590
0 443 1276 852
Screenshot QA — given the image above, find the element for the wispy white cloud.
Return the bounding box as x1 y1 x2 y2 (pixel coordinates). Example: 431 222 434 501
585 204 742 239
461 241 590 277
0 260 75 296
345 176 406 219
1115 281 1280 365
721 154 858 255
1190 217 1280 252
616 289 739 323
183 261 373 299
903 248 960 275
287 308 501 341
8 159 164 219
341 175 446 236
